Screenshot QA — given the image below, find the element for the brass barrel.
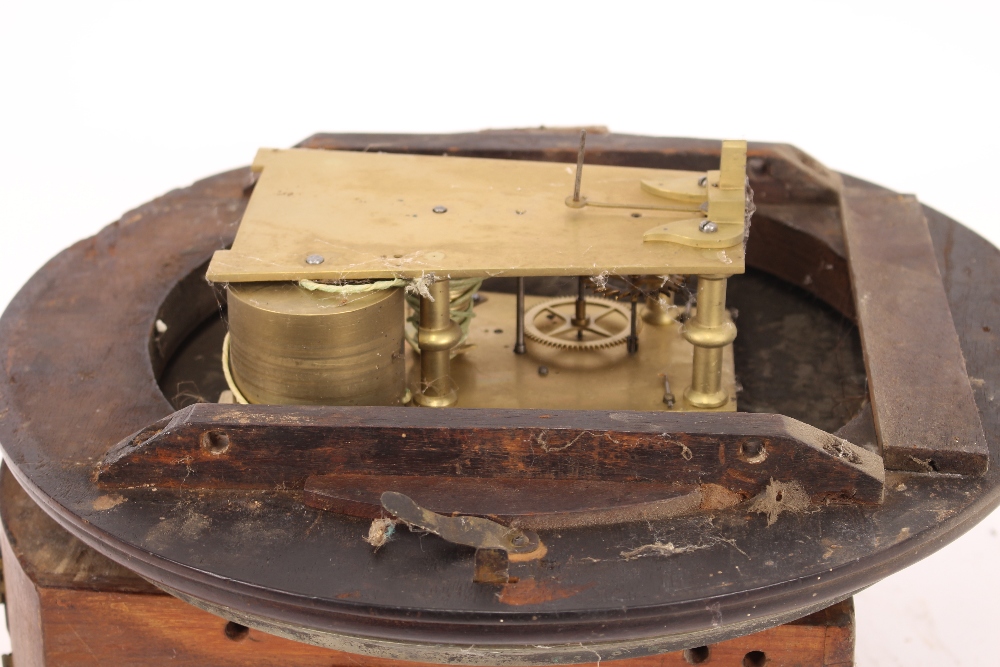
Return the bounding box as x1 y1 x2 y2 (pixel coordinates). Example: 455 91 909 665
227 283 406 405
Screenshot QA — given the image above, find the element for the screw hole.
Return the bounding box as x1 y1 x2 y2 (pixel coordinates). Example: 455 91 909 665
224 621 250 642
683 645 710 664
743 650 767 667
201 430 230 455
740 440 766 463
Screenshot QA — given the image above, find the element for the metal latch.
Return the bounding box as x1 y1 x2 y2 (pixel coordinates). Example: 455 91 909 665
381 491 543 584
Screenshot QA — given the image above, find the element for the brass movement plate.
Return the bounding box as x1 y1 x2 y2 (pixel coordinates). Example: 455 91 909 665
406 292 736 412
207 149 746 283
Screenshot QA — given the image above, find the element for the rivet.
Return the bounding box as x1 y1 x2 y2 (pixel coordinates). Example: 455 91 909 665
538 365 549 377
699 220 718 234
433 205 448 214
305 254 325 265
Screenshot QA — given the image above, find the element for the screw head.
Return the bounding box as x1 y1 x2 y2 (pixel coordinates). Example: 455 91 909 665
432 205 448 214
511 534 528 547
305 254 325 265
698 220 718 234
537 365 549 377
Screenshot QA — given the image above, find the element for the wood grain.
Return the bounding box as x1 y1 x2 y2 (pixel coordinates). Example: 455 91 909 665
97 403 885 505
32 586 854 667
1 528 44 667
841 188 988 474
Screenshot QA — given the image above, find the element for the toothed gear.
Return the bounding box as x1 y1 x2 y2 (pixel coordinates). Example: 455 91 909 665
524 297 635 350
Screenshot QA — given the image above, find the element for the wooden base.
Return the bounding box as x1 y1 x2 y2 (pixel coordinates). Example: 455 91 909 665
0 467 853 667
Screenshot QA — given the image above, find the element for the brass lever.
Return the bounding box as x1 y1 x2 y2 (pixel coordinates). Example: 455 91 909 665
380 491 541 555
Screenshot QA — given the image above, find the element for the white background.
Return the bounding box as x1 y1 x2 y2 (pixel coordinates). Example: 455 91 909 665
1 2 998 665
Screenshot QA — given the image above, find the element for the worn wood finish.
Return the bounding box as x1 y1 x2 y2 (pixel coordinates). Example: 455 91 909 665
304 474 705 525
747 204 856 319
2 464 854 667
0 130 997 662
22 591 857 667
97 403 885 505
841 188 988 475
1 525 44 667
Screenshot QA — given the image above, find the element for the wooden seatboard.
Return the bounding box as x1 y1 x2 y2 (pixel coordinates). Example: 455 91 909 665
96 404 885 505
841 188 988 474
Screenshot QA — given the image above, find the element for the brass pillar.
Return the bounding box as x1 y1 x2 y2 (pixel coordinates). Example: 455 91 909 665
414 279 461 407
683 275 736 408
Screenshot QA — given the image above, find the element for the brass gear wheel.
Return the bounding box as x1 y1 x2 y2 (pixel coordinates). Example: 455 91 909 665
524 296 635 350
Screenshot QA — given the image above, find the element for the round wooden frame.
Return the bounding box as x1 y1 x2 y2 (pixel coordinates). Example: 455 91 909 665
1 131 998 664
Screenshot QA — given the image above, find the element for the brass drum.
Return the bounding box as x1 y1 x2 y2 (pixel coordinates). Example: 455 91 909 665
227 283 406 405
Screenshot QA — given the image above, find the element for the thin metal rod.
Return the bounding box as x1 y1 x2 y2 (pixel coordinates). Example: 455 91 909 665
514 277 526 354
627 293 639 354
572 129 587 203
573 275 588 340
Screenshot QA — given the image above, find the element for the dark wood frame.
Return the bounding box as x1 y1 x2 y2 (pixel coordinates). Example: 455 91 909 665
0 130 997 664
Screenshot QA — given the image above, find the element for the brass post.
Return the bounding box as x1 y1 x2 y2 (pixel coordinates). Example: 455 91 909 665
683 274 736 409
414 279 461 407
641 295 678 326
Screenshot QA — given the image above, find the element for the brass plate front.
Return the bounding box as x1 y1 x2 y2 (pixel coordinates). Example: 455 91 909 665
406 292 736 412
207 149 746 283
